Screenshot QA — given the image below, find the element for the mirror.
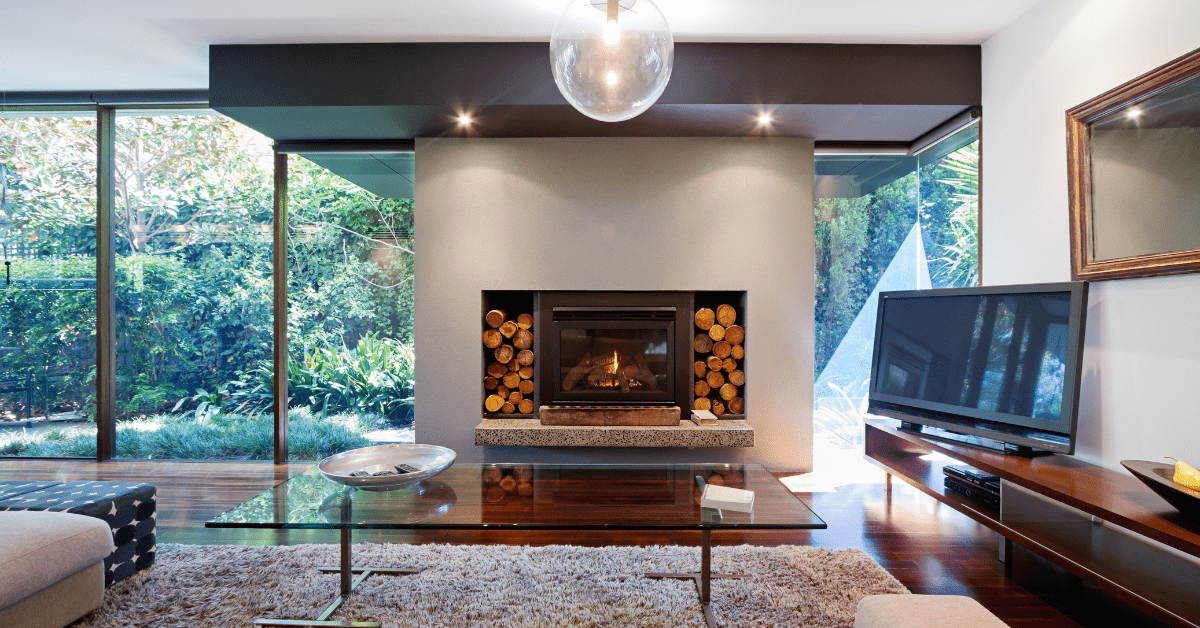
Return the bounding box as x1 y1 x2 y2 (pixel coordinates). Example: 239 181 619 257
1068 47 1200 280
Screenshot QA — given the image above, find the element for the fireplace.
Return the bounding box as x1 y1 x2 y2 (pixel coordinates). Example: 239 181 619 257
538 292 693 411
551 307 675 404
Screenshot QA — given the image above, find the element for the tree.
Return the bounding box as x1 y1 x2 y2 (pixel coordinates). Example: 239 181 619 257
113 115 273 255
0 116 96 257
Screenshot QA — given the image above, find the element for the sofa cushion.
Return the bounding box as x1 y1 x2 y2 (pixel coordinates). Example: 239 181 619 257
0 511 114 610
856 594 1010 628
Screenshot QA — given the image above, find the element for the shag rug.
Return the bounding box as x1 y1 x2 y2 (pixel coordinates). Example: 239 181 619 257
72 543 908 627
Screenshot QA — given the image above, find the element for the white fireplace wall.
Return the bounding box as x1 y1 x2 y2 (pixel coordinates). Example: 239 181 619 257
414 137 814 472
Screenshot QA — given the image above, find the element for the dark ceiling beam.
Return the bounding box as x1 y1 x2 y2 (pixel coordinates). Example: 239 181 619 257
210 42 979 111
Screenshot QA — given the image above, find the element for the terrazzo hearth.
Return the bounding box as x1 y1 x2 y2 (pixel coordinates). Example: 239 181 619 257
474 418 754 447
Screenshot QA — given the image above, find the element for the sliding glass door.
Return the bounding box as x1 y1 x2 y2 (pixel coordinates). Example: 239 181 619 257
285 155 416 460
0 112 98 457
111 111 278 459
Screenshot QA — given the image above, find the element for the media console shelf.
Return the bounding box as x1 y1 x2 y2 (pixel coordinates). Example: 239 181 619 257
865 418 1200 628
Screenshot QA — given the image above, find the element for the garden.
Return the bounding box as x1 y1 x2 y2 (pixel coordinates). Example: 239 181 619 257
813 135 980 452
0 113 415 459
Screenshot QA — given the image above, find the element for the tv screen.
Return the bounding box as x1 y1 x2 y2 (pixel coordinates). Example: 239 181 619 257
868 282 1088 454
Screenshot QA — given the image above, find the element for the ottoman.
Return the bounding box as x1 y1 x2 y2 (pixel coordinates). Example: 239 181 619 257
0 481 156 586
856 595 1010 628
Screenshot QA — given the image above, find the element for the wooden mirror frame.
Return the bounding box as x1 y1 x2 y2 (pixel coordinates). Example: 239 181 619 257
1067 46 1200 281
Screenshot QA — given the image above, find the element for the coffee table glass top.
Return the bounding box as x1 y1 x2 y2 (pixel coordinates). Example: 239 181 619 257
207 463 825 531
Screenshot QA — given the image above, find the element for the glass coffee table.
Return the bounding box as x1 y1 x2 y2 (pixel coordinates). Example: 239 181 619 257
208 463 825 628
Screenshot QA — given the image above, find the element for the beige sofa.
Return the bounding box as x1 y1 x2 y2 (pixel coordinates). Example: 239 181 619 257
0 511 114 628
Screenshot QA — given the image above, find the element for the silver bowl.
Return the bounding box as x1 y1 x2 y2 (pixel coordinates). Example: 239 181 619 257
317 444 456 491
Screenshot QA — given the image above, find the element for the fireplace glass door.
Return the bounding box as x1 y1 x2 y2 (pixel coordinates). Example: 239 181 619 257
552 308 675 404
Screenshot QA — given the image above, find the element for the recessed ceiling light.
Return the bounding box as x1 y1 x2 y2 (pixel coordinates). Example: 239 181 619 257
757 113 773 125
1125 107 1142 119
457 113 473 126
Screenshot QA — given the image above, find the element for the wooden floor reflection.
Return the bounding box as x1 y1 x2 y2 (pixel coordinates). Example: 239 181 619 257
0 459 1165 627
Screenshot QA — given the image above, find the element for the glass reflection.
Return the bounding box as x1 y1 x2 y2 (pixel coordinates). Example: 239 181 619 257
1089 73 1200 261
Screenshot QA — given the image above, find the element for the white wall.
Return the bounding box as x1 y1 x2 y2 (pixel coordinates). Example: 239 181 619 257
983 0 1200 468
414 137 815 472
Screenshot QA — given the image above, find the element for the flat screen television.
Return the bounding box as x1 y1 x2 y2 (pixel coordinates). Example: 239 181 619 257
867 282 1088 455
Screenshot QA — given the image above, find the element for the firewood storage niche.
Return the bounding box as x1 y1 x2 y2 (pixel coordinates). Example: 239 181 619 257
480 291 747 422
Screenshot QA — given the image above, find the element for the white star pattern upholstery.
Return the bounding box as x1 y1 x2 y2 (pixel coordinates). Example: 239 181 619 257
0 481 157 586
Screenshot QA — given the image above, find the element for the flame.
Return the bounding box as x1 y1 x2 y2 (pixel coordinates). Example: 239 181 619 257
610 350 619 374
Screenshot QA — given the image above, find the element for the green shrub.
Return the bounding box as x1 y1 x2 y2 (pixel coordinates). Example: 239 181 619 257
0 410 373 460
224 334 414 425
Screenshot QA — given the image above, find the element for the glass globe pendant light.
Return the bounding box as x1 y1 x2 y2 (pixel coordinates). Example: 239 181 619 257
550 0 674 122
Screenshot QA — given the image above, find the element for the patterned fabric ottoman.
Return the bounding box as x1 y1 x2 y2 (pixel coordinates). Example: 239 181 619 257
0 481 156 586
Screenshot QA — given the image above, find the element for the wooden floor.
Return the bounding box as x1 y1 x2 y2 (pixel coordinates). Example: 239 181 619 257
0 459 1165 627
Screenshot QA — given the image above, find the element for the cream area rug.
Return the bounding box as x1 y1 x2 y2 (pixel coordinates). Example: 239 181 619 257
73 543 908 627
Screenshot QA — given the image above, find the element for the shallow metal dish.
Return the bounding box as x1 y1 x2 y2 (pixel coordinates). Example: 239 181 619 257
1121 460 1200 520
318 444 456 491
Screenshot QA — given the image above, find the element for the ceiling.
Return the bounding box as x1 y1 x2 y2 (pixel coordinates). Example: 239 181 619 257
1 0 1042 91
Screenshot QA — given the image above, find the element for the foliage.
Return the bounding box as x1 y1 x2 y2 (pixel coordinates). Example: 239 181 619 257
814 171 918 375
0 116 97 257
814 140 980 377
0 408 371 460
925 143 979 287
223 334 415 425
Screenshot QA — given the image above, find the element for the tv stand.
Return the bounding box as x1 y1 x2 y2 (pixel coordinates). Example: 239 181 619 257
865 418 1200 628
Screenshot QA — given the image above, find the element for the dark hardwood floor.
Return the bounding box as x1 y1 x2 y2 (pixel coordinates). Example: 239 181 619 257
0 459 1166 627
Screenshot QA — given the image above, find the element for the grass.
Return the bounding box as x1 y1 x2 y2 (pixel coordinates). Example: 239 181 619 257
0 408 379 460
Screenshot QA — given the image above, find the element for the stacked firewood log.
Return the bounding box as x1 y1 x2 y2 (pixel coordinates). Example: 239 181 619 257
482 310 535 414
693 304 745 416
482 465 534 503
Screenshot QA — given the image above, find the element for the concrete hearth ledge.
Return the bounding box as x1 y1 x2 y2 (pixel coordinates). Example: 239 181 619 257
474 419 754 448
